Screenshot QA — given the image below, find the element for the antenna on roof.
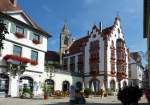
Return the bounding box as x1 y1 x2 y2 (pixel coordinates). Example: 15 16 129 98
115 11 120 20
99 22 102 33
87 30 90 36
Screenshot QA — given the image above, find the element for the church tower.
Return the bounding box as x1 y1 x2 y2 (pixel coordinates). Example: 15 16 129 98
60 22 70 64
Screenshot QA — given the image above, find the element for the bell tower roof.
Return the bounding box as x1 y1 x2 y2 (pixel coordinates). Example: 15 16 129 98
61 21 69 34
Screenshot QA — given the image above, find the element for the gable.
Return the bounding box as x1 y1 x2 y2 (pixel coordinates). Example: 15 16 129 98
10 13 31 25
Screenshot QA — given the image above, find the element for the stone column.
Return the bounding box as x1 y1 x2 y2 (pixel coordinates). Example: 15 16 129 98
8 76 19 97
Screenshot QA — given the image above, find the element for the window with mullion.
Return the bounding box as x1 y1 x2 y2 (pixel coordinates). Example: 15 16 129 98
13 45 22 56
31 50 38 61
33 34 40 41
16 26 24 34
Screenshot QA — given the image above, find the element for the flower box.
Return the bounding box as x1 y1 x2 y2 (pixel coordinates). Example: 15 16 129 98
117 71 127 78
4 54 30 63
15 32 24 38
32 39 40 44
30 60 38 65
111 70 116 77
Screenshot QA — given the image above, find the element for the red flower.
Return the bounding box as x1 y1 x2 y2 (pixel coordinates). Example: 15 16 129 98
32 39 40 44
30 60 38 65
4 54 30 63
15 32 24 38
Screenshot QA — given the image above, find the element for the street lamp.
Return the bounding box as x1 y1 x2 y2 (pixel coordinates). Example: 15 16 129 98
7 63 26 77
6 59 27 77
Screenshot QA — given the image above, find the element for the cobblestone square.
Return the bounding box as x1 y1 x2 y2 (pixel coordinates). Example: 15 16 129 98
0 95 148 105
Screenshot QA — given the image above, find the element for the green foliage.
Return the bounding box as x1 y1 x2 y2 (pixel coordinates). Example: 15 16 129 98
105 88 113 95
0 20 8 49
84 88 92 96
96 89 104 95
20 87 33 98
42 82 53 96
45 63 62 72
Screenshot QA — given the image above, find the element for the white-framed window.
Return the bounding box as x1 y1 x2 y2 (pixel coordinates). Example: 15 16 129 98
16 26 24 34
13 45 22 56
31 50 38 61
33 34 40 41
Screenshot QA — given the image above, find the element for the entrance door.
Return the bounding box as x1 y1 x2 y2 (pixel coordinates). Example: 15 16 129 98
0 74 9 97
62 81 70 91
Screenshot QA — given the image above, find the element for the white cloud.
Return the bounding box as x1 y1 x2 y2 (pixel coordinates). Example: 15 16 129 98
42 5 52 13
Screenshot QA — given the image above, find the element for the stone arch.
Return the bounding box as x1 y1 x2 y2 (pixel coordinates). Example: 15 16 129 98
123 81 127 87
0 73 9 96
19 76 34 92
62 80 70 91
110 79 116 91
45 79 55 91
89 79 100 92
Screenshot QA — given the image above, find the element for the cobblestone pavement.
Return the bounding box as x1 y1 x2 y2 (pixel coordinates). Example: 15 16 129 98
0 95 148 105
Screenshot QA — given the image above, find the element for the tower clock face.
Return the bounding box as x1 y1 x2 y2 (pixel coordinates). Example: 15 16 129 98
64 35 69 45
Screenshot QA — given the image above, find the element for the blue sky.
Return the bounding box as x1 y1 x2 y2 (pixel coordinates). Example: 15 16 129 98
18 0 147 63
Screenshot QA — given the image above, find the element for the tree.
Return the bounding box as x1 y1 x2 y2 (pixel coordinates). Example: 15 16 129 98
0 20 8 49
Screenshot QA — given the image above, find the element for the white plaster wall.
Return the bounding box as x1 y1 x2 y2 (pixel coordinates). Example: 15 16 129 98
42 72 82 91
5 19 47 52
0 14 48 97
99 37 105 72
130 64 138 79
84 43 90 74
84 76 105 89
107 76 118 90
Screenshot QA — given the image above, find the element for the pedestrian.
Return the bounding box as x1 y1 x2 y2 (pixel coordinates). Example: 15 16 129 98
69 85 75 105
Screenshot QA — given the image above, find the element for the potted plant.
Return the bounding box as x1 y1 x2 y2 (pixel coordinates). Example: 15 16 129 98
20 87 33 99
105 88 113 96
42 83 49 100
84 88 91 98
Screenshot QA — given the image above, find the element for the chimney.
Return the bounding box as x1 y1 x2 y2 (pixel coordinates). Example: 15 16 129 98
10 0 17 6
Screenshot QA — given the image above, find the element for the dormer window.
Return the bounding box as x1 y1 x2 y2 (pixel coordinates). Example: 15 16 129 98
15 26 24 38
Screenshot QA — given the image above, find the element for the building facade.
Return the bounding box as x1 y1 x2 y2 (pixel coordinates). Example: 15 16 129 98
128 52 145 88
0 0 50 97
144 0 150 88
59 17 129 92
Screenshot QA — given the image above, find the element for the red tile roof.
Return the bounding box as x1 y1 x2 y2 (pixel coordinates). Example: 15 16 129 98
102 25 114 36
0 0 51 37
0 0 20 11
68 17 121 55
68 36 89 54
45 51 60 62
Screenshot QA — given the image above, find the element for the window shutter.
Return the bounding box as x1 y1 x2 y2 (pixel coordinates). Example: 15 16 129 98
29 31 33 40
24 28 28 38
10 22 16 34
3 20 9 32
40 35 43 43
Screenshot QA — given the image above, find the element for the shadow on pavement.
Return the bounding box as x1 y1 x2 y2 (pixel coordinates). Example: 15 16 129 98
44 102 149 105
